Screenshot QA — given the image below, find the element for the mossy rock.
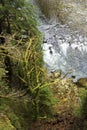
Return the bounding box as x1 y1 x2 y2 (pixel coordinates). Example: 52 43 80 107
77 78 87 88
0 113 16 130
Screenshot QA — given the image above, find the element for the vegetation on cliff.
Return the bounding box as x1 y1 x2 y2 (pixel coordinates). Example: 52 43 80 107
0 0 55 129
0 0 87 130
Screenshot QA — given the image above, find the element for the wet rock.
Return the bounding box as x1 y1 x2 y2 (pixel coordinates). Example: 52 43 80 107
43 39 47 43
51 70 61 79
49 46 53 54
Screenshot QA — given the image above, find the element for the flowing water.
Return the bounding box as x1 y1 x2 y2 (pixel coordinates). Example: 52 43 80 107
35 0 87 82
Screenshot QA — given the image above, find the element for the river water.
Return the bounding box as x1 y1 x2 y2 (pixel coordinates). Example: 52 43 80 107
35 1 87 82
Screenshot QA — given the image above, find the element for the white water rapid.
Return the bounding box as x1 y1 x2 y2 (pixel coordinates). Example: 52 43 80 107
36 3 87 82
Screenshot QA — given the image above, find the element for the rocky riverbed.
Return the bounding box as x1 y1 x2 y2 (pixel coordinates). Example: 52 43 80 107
37 8 87 82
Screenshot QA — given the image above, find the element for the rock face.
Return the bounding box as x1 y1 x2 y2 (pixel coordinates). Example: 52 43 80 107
37 0 87 33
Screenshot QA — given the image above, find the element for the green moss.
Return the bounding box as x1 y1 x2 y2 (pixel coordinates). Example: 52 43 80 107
0 113 16 130
0 98 29 130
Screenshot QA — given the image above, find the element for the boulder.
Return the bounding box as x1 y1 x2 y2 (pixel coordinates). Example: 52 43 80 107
77 78 87 88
